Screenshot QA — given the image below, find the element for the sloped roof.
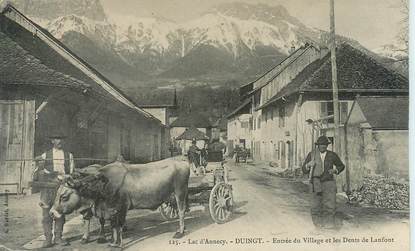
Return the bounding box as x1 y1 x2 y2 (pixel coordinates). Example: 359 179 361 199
0 28 90 89
226 99 251 119
213 117 228 131
170 113 212 128
176 127 209 140
0 4 158 122
239 43 316 90
356 96 408 130
258 43 408 110
243 44 318 96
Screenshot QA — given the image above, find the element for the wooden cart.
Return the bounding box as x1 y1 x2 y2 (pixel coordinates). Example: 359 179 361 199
159 152 233 224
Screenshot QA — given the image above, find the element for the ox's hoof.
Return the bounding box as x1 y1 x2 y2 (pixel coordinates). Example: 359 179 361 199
80 238 89 244
97 237 107 243
108 242 122 248
173 232 185 239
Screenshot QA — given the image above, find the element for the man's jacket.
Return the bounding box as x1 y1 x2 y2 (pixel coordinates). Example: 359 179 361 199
302 150 345 182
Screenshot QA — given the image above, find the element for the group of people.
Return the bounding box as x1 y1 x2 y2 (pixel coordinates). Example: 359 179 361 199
187 138 226 175
32 132 344 248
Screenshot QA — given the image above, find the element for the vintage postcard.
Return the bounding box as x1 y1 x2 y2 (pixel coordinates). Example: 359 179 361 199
0 0 410 250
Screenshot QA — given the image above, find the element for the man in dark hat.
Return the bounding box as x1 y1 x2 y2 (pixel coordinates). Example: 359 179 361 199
302 135 345 230
35 131 75 248
187 138 201 174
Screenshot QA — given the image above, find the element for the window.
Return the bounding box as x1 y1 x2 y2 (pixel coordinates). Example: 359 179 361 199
320 101 334 123
241 121 249 129
249 117 253 130
254 92 261 108
320 101 349 124
271 108 274 120
278 106 285 128
257 116 261 129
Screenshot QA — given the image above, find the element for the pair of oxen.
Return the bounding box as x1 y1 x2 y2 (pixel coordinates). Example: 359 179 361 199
50 157 190 247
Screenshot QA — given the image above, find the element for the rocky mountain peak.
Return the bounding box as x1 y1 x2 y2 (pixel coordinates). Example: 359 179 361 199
211 2 304 27
2 0 107 21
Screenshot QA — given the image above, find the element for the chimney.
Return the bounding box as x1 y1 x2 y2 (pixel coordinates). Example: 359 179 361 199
289 43 296 54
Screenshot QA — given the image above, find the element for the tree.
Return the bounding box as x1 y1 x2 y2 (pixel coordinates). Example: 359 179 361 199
396 0 409 66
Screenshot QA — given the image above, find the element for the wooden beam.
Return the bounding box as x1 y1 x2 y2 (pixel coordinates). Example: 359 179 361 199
330 0 340 154
35 101 48 120
34 90 68 120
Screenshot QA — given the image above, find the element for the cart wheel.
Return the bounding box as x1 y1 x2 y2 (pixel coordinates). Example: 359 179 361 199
159 201 179 221
209 182 233 224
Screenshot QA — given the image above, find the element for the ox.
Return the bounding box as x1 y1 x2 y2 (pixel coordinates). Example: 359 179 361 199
50 158 190 247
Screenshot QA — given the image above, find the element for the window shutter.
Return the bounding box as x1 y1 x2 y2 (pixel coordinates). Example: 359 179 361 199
340 102 349 124
320 101 327 117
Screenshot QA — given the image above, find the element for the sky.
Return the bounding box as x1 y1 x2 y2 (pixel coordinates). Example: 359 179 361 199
101 0 405 49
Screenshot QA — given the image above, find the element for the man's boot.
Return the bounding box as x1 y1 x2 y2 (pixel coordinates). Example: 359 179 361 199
54 235 69 246
42 235 54 248
54 216 69 246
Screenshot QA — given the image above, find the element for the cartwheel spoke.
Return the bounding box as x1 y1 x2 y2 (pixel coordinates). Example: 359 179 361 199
214 202 220 209
215 205 221 216
220 186 225 196
222 187 228 197
219 208 225 220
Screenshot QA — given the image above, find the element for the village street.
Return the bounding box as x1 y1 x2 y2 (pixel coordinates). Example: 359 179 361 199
1 160 408 251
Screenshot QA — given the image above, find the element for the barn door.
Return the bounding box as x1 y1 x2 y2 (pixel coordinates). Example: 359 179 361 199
287 141 293 169
0 100 35 194
120 123 131 161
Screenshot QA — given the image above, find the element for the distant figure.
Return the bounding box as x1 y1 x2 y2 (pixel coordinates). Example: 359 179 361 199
208 139 226 162
302 136 345 230
187 138 201 175
209 138 226 153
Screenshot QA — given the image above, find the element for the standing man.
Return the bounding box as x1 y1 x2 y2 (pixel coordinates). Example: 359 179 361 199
187 138 201 175
35 131 75 248
302 136 345 230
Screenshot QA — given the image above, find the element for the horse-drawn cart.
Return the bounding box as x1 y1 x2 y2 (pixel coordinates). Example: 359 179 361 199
235 147 249 163
159 153 233 224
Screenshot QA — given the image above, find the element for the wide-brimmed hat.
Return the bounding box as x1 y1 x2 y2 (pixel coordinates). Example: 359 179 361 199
48 130 67 139
315 136 331 145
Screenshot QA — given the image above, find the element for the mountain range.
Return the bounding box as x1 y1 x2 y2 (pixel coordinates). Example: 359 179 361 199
2 0 408 90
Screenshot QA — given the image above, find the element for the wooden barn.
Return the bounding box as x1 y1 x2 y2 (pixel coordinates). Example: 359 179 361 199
0 4 167 193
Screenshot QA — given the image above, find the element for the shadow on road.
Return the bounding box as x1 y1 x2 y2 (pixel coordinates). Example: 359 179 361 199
63 203 249 250
121 206 247 249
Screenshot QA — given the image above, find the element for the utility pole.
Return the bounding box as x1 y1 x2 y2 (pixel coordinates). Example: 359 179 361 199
330 0 340 153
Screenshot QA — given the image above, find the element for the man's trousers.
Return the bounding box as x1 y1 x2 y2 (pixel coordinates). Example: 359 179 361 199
310 180 337 228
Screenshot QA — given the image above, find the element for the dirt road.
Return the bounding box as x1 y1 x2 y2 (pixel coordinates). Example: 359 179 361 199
10 161 410 251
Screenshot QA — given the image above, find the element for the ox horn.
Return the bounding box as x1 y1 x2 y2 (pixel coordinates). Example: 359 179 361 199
64 175 76 187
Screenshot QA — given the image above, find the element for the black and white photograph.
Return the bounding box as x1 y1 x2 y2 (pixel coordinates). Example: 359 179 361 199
0 0 410 250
